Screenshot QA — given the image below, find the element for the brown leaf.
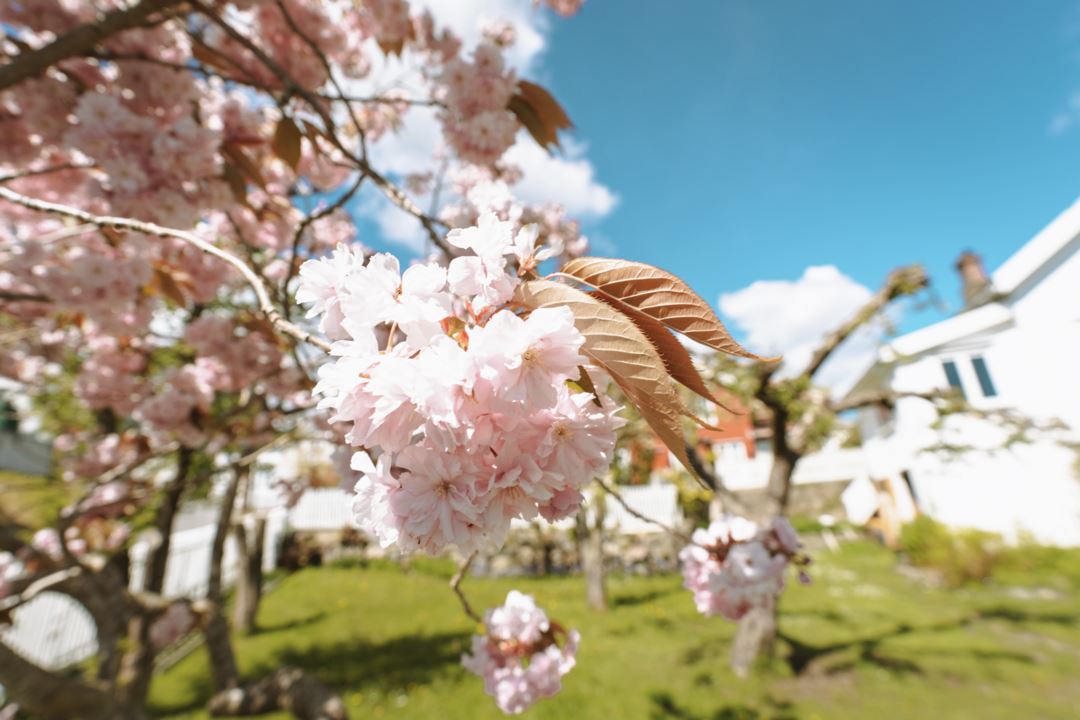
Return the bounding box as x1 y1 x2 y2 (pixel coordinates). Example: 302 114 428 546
378 38 406 56
509 80 573 151
221 143 267 189
561 257 777 361
516 279 704 484
571 365 602 407
191 42 245 77
100 227 125 246
508 95 550 150
150 267 187 307
589 290 729 410
272 116 303 170
222 161 247 204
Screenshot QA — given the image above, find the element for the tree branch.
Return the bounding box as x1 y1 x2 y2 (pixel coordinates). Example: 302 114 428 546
450 551 481 623
830 388 951 414
0 0 187 91
0 186 332 353
594 477 691 543
800 264 928 381
685 443 751 516
0 638 126 720
189 1 454 258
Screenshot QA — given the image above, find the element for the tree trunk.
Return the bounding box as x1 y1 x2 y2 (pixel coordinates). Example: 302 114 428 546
119 449 192 707
762 450 797 522
730 604 778 678
577 496 607 611
232 517 265 634
207 666 347 720
205 466 245 691
0 640 144 720
731 450 797 674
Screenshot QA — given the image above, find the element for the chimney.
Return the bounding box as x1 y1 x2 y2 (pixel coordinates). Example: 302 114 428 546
955 250 991 308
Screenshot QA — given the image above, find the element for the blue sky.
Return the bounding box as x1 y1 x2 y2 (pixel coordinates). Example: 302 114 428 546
351 0 1080 386
538 0 1080 334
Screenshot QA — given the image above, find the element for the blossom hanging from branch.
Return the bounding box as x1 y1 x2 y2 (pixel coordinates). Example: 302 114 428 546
462 590 580 715
679 516 808 620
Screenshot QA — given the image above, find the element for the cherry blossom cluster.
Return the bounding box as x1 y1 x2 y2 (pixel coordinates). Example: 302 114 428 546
538 0 588 17
462 590 580 715
679 516 807 620
297 213 622 554
437 165 589 262
438 41 520 166
149 602 198 651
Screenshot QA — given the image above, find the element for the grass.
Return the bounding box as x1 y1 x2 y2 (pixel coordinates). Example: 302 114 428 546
150 541 1080 720
0 470 68 527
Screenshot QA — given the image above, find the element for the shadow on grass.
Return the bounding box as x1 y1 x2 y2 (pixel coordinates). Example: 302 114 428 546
649 691 797 720
779 611 1041 677
976 605 1080 626
612 585 680 608
252 610 328 635
154 630 469 716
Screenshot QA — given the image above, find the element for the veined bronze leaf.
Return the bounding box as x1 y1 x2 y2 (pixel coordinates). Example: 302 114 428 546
561 257 776 361
272 116 303 170
516 279 704 483
589 290 730 410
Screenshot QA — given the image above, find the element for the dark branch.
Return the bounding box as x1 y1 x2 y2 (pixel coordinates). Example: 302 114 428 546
800 264 928 381
0 0 187 91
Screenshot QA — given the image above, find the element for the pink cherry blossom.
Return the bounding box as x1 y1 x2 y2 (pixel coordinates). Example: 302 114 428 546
679 515 805 620
463 591 579 714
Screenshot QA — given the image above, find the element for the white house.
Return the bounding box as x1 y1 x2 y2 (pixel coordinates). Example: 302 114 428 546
846 198 1080 545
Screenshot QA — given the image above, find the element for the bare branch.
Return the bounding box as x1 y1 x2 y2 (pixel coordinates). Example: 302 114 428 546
684 443 751 516
450 551 482 623
800 264 928 381
0 162 94 184
0 0 187 91
0 637 120 719
0 186 332 353
0 290 50 303
280 172 367 307
830 388 952 414
594 477 691 543
190 1 454 257
0 567 82 616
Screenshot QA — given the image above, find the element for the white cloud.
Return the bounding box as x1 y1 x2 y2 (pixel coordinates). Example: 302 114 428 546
719 265 885 395
1049 92 1080 136
503 137 619 218
414 0 549 73
348 0 615 251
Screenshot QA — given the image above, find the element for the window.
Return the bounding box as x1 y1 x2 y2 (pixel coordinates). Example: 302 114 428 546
941 360 965 398
971 356 998 398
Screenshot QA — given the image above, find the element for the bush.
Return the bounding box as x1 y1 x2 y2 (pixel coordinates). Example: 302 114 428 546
899 516 1004 587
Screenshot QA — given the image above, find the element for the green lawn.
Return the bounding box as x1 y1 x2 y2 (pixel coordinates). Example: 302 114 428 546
150 542 1080 720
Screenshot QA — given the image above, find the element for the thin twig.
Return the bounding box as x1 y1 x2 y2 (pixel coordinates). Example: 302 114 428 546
0 0 186 91
450 551 482 623
0 290 50 303
0 186 332 353
594 477 692 543
0 567 83 614
190 0 454 257
279 172 367 306
0 162 94 184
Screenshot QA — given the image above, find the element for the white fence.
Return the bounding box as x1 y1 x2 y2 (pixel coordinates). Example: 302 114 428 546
1 592 97 671
2 508 274 671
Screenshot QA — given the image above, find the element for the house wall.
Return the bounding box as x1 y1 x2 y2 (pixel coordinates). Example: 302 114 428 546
858 237 1080 545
